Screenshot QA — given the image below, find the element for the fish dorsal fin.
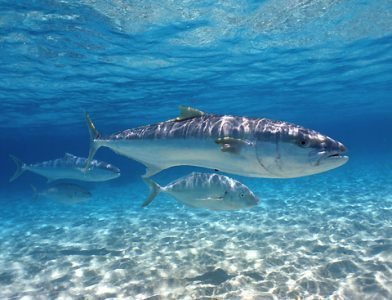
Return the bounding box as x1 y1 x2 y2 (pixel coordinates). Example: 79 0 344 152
64 153 76 159
175 106 205 121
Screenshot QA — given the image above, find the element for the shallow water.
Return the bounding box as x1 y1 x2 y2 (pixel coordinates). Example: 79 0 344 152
1 162 391 299
0 0 391 299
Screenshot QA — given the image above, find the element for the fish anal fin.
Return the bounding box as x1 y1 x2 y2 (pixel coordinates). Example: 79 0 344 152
215 137 248 154
30 184 39 200
175 106 205 122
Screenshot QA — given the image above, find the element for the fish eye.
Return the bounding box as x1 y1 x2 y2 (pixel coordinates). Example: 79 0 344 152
298 138 310 148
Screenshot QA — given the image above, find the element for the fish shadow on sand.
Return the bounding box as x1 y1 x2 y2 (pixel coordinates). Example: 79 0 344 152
186 268 233 285
59 247 123 257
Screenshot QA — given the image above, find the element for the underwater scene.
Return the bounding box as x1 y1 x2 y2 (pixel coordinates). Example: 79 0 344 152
0 0 391 299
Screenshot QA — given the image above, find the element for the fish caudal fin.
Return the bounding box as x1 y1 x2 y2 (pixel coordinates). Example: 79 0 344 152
9 155 25 182
85 113 101 170
141 178 162 207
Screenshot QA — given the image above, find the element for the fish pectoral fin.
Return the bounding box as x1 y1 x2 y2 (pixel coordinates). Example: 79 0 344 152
174 106 205 122
215 137 248 154
203 196 224 201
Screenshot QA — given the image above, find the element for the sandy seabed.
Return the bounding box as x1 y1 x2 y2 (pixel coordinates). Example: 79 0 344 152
0 164 391 300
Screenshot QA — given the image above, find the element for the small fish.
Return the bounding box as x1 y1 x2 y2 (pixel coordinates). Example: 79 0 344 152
31 183 92 204
9 153 120 183
142 172 259 211
85 106 348 179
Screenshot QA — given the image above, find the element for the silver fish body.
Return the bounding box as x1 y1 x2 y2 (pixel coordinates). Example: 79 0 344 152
10 153 120 182
86 106 348 178
142 172 259 211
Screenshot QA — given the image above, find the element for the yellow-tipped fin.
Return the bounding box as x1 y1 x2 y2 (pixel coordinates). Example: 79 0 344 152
175 106 205 121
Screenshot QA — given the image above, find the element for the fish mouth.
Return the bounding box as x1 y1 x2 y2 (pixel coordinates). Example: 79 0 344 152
326 153 348 160
315 150 348 166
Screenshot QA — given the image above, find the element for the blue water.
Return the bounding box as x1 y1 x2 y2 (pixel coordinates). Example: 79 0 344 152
1 0 391 298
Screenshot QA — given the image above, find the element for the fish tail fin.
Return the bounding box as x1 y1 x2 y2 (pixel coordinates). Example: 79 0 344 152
30 184 39 200
9 154 25 182
85 113 102 170
141 178 162 207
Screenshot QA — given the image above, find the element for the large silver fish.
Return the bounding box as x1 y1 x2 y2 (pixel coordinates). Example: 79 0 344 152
86 106 348 178
142 172 259 211
31 183 92 204
10 153 120 182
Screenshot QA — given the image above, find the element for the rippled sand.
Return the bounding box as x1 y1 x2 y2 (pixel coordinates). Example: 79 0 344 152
0 164 391 299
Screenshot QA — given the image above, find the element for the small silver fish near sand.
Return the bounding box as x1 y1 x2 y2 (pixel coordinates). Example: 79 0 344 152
31 183 92 204
10 153 120 183
142 172 259 211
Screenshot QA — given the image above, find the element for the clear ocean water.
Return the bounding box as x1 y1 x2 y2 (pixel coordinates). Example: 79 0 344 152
0 1 391 299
